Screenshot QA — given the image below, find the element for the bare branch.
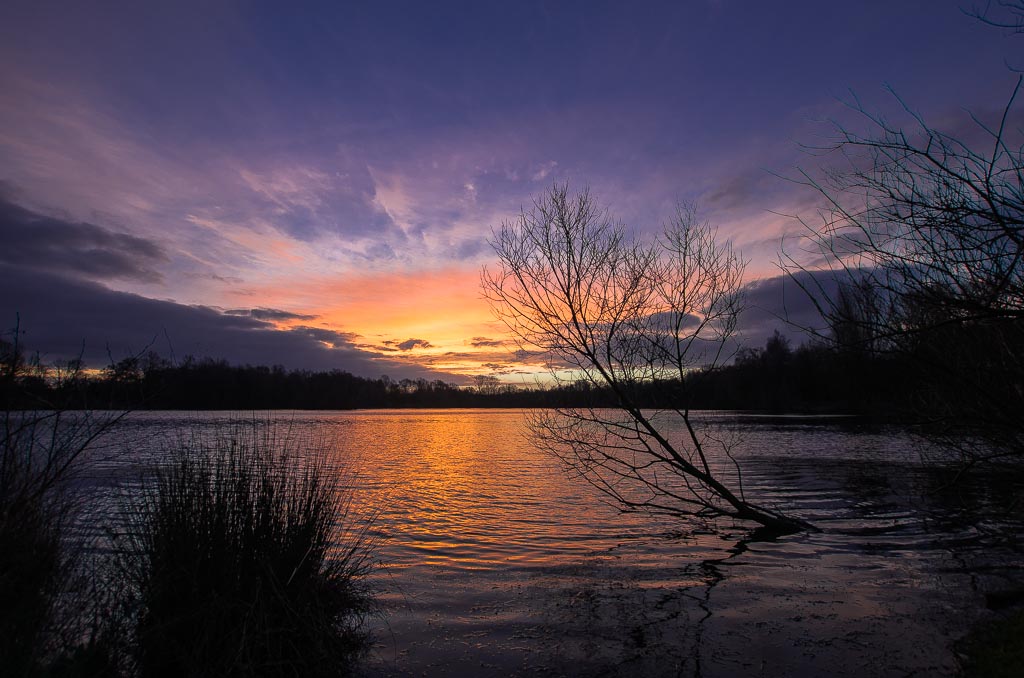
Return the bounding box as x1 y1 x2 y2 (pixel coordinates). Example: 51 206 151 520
784 78 1024 463
484 184 810 533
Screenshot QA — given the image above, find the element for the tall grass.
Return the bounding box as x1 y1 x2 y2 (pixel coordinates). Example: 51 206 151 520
122 426 373 678
0 433 65 675
1 410 124 677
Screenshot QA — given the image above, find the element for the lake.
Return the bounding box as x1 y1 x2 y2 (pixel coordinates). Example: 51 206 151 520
93 409 1024 677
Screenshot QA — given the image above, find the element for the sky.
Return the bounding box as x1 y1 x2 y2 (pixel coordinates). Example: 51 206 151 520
0 0 1019 383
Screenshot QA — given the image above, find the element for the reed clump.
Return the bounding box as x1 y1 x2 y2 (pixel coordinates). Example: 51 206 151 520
0 444 65 675
122 430 373 678
1 410 125 677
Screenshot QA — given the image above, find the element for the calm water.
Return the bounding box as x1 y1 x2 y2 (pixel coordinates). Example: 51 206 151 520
96 409 1024 677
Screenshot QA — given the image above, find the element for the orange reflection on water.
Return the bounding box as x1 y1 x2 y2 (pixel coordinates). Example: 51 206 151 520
324 409 686 574
111 410 1008 677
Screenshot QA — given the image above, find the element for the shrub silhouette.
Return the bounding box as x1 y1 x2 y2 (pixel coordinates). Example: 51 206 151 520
123 429 372 678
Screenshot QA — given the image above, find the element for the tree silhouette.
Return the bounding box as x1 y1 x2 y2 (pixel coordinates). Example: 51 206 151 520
484 184 808 533
785 28 1024 464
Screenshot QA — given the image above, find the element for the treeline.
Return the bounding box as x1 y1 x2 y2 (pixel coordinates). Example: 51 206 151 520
108 356 553 409
690 331 907 413
0 346 583 409
3 332 911 414
544 331 909 415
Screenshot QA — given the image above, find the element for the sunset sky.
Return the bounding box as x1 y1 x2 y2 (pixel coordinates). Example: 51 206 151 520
1 1 1018 382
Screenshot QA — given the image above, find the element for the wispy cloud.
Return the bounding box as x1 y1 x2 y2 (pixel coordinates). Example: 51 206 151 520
469 336 507 348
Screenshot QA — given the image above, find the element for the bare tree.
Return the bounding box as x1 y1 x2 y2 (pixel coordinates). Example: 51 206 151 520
966 1 1024 34
784 71 1024 463
483 184 808 534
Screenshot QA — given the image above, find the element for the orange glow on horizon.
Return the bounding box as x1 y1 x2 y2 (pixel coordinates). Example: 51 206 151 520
234 265 540 379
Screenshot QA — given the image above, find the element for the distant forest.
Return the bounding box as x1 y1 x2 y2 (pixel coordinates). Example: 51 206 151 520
2 331 913 415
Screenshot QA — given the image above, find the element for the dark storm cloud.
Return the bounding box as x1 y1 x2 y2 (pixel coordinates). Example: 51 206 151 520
0 264 456 380
738 269 839 347
224 308 318 322
0 196 168 282
614 270 841 363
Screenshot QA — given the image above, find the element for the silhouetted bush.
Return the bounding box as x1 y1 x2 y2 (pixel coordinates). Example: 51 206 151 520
1 409 125 676
0 441 64 675
122 428 373 677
